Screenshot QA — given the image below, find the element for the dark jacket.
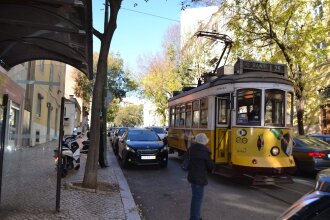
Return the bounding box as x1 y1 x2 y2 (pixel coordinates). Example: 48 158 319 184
187 142 214 185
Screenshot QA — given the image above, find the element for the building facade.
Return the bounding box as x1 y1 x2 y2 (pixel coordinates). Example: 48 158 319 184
27 60 66 146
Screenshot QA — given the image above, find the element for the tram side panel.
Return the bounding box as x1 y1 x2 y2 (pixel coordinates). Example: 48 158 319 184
167 128 215 159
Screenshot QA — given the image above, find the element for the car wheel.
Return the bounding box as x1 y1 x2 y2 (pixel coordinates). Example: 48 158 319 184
120 153 129 169
160 159 168 168
293 158 301 175
114 144 119 156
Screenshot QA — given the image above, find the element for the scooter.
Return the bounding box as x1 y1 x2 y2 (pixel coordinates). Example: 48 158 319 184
54 135 81 177
81 131 90 154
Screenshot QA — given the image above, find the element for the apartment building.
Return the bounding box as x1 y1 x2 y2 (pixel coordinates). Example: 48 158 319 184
26 60 66 146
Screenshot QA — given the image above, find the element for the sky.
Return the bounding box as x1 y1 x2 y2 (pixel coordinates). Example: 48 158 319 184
92 0 183 73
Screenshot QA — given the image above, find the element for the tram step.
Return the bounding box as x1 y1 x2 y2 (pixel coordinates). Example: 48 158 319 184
252 175 293 186
212 165 238 178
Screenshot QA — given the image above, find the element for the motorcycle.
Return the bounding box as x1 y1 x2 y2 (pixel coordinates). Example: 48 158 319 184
54 135 81 177
81 131 90 154
81 139 89 154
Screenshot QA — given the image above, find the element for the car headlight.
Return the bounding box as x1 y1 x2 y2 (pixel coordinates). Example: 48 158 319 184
125 145 135 153
160 145 168 152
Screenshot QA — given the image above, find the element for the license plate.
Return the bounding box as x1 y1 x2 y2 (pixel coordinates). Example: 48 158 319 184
141 155 156 160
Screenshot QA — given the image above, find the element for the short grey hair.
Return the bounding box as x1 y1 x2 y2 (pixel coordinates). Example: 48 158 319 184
195 133 209 145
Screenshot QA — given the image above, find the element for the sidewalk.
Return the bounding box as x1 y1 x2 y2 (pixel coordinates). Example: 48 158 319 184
0 138 141 220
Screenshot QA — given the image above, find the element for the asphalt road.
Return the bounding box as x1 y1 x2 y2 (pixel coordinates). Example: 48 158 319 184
122 153 315 220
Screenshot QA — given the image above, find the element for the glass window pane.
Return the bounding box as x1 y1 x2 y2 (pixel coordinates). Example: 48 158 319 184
193 100 199 110
286 92 293 126
237 89 261 125
218 99 228 124
186 111 192 127
186 102 192 111
175 113 180 127
200 97 208 109
192 111 199 127
200 109 208 127
180 112 185 127
265 89 285 126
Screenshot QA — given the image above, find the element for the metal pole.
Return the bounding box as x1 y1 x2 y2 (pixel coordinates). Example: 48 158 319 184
55 97 65 212
0 94 9 206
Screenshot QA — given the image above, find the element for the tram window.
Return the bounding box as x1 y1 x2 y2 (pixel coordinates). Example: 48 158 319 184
170 107 175 127
286 92 293 126
192 100 200 128
175 106 180 127
237 89 261 125
186 102 192 127
180 105 186 127
265 89 285 126
218 98 228 124
200 97 208 128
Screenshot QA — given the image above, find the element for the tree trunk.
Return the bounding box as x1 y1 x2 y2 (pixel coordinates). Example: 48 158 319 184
296 102 305 135
82 53 107 188
82 0 121 189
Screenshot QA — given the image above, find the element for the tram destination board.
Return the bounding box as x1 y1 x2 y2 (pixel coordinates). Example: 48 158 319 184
234 59 287 76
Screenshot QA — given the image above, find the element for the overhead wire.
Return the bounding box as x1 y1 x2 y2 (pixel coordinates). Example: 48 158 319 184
121 7 180 22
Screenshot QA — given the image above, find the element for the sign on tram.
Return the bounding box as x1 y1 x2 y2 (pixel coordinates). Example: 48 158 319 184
234 58 287 76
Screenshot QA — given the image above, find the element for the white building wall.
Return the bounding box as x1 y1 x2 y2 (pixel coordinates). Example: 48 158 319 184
64 102 76 136
180 6 219 45
143 100 162 127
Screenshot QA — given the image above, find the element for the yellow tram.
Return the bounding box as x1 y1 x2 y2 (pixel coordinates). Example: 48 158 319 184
167 59 296 183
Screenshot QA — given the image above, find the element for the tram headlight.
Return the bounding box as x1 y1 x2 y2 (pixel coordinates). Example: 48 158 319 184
270 146 280 156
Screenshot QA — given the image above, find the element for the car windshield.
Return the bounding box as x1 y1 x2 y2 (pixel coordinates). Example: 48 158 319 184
118 128 126 136
127 130 160 141
151 127 165 134
295 137 330 150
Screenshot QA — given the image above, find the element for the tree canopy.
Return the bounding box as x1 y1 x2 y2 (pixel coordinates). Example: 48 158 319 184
139 25 182 125
183 0 330 134
114 104 144 127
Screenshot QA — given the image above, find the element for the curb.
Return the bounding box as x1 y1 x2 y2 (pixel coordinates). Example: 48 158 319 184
107 144 141 220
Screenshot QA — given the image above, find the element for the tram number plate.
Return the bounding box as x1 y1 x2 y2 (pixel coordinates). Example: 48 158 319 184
141 155 156 160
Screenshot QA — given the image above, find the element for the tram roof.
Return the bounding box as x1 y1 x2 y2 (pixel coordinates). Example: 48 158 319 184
0 0 93 79
169 71 293 102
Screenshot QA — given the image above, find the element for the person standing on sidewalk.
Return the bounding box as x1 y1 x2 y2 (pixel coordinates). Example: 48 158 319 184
187 133 214 220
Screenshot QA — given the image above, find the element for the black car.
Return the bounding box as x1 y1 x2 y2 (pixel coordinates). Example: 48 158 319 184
117 128 168 168
112 127 127 156
277 169 330 220
292 136 330 174
308 134 330 144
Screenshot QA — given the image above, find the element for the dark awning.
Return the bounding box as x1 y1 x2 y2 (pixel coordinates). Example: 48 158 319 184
0 0 93 79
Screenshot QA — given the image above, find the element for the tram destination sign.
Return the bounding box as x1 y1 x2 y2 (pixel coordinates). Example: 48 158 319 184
234 59 287 76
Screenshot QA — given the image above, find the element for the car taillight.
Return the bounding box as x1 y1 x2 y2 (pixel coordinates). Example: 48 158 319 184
307 152 326 158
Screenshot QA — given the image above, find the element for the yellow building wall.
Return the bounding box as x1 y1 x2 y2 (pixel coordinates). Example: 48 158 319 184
32 60 66 143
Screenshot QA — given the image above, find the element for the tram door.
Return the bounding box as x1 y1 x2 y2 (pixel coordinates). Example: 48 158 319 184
215 95 231 164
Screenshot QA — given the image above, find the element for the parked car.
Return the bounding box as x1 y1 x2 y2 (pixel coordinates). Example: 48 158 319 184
292 136 330 174
308 134 330 144
112 127 127 156
145 126 167 140
277 168 330 220
117 128 168 168
108 127 119 142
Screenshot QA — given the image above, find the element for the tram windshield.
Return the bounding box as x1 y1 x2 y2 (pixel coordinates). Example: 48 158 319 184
237 89 261 125
265 89 285 126
236 88 289 127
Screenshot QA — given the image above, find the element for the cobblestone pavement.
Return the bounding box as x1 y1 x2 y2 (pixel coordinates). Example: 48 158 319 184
0 137 140 220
